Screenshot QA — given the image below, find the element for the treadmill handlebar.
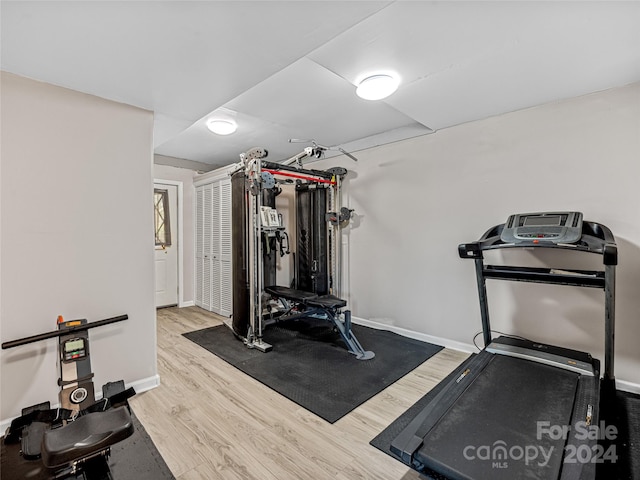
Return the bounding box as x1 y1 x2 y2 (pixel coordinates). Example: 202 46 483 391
458 242 482 259
603 243 618 266
1 314 129 350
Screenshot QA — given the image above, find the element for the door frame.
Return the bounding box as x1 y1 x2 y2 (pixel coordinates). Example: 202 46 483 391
154 179 185 307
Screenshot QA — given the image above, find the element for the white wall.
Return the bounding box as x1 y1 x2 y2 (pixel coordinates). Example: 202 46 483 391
0 72 158 422
313 82 640 388
154 163 196 306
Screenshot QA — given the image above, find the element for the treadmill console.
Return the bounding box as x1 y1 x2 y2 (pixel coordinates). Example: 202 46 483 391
500 211 583 244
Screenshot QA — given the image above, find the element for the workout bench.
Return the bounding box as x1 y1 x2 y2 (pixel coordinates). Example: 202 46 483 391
264 285 375 360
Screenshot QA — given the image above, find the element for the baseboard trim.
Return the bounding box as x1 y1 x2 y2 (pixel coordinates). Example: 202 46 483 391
352 316 477 354
351 316 640 394
179 300 195 308
126 374 161 395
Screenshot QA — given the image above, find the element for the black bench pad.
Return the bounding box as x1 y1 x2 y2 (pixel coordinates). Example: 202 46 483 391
307 295 347 309
265 286 319 302
265 286 347 309
42 406 134 468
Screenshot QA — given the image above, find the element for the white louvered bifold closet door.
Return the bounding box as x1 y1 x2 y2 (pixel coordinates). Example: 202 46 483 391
202 185 213 310
218 180 232 317
210 182 221 313
195 178 232 317
195 187 204 307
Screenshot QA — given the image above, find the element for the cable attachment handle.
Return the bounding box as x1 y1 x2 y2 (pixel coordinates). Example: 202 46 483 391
326 207 354 226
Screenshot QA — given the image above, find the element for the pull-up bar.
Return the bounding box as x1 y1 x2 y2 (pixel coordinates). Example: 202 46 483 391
260 160 335 180
262 168 336 185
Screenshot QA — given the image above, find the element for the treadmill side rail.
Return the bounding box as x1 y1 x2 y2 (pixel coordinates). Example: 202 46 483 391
390 353 493 465
560 375 600 480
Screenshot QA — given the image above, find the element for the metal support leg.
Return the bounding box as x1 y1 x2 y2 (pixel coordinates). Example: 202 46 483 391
604 264 616 382
331 310 374 360
474 257 492 348
345 308 351 333
246 160 271 353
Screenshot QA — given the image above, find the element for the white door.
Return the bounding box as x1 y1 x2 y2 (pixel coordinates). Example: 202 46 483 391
154 183 179 307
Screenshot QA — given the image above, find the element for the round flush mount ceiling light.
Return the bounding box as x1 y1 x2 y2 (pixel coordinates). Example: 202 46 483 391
206 118 237 135
355 74 400 100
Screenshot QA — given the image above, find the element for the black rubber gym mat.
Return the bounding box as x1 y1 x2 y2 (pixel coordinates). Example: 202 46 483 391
370 354 640 480
597 389 640 480
183 318 443 423
0 410 174 480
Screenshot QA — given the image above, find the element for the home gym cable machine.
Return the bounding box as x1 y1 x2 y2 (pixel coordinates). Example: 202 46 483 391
228 146 373 360
391 212 617 480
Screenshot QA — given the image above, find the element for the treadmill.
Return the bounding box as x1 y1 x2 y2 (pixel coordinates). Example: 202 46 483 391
391 212 617 480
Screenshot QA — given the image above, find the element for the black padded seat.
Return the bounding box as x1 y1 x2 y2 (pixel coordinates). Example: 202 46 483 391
306 295 347 309
265 285 319 302
264 285 372 359
41 406 134 468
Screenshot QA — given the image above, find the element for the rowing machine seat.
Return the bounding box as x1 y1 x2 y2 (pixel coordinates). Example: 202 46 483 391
41 406 134 469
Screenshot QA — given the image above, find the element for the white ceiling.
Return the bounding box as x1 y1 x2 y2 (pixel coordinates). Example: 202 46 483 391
2 1 639 169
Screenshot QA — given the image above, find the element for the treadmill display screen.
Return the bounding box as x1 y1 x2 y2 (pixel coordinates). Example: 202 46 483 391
523 215 561 227
500 211 583 244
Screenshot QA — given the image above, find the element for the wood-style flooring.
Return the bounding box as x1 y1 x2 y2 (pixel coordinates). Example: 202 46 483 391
129 306 469 480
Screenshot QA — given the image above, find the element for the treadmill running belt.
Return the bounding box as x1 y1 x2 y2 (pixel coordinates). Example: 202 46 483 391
416 355 579 480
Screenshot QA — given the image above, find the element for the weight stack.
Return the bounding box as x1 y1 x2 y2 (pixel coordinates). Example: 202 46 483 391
295 185 328 295
231 171 249 337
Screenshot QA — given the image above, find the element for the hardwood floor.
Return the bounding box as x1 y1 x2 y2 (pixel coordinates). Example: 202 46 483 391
129 306 469 480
